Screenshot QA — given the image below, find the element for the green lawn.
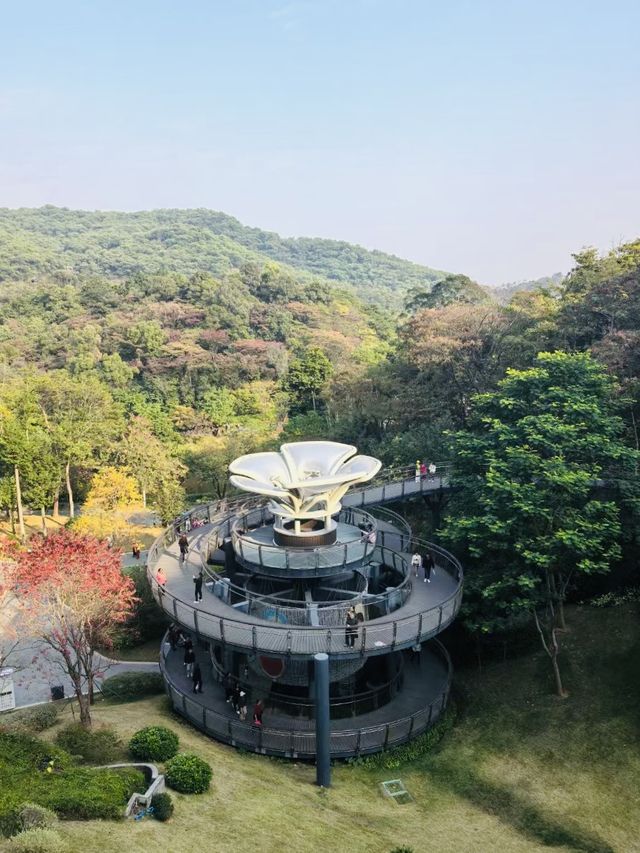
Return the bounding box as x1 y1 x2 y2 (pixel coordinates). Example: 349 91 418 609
48 602 640 853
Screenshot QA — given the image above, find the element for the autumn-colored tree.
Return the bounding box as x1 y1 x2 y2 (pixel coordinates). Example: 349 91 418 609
14 531 136 726
84 467 141 512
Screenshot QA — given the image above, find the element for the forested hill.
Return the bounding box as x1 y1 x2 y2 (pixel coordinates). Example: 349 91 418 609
0 206 445 309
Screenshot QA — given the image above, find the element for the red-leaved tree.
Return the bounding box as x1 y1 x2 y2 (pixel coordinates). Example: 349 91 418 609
14 530 137 727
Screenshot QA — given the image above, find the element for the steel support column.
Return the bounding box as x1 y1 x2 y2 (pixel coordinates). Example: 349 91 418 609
314 652 331 787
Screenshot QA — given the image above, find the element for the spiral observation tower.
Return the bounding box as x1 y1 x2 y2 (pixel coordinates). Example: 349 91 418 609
148 441 462 761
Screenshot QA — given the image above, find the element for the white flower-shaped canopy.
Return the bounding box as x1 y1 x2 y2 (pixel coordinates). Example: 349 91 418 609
229 441 381 520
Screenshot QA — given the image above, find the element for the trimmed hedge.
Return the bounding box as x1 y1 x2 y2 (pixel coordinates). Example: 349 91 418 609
165 753 212 794
0 732 144 835
0 705 59 734
128 726 178 762
55 724 122 764
151 792 174 822
7 828 67 852
101 672 164 702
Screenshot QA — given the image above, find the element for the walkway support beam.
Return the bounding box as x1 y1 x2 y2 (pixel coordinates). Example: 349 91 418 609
314 652 331 787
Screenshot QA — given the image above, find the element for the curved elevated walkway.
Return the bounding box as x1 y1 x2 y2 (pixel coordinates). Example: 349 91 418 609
161 639 451 759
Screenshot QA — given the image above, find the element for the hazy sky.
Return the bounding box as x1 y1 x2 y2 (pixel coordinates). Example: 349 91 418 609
1 1 638 284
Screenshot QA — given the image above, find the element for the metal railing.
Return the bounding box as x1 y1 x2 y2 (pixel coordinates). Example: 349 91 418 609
146 470 463 657
159 639 452 758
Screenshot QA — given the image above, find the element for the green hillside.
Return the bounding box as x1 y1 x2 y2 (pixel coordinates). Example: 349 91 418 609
0 206 445 308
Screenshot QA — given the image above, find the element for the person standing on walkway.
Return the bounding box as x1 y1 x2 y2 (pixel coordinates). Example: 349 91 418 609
423 552 435 583
345 606 358 647
178 533 189 563
428 462 437 478
155 568 167 596
238 690 248 720
415 460 421 483
184 644 195 678
411 553 422 578
420 461 427 481
193 569 204 602
192 663 203 694
253 698 264 726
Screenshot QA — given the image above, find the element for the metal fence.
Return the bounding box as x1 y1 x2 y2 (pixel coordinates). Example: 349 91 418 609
160 639 452 759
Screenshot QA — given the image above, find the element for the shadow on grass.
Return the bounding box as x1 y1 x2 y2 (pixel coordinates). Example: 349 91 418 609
427 762 614 853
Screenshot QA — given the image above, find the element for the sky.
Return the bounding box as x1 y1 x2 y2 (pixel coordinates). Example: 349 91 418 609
0 0 638 284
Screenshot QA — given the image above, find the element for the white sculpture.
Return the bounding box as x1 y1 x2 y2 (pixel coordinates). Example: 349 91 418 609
229 441 381 539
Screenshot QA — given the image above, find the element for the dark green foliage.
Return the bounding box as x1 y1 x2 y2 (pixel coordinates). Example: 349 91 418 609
405 273 488 312
0 705 58 734
54 724 122 764
128 726 179 762
116 564 168 648
164 753 212 794
100 672 164 702
388 848 414 853
0 732 143 834
349 707 456 771
150 792 174 822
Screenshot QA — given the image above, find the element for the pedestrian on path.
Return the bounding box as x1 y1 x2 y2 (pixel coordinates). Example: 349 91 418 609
193 569 203 602
132 541 141 560
428 462 437 478
253 699 264 726
411 553 422 578
345 606 358 647
414 460 421 483
156 568 167 596
192 663 203 694
424 552 435 583
420 462 427 481
238 690 247 721
184 645 195 678
178 534 189 563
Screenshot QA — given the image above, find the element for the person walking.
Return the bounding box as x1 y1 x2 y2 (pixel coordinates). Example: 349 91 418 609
132 541 141 560
414 460 421 483
420 461 427 481
424 552 435 583
178 533 189 563
192 663 203 694
345 606 358 648
253 699 264 726
223 672 234 704
411 553 422 578
184 645 195 678
428 461 437 478
238 690 248 721
193 569 203 602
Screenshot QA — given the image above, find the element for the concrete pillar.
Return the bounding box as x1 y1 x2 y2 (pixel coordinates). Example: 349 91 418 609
314 653 331 787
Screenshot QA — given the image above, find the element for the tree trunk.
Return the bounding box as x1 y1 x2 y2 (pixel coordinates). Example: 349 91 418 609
87 671 95 706
40 507 47 537
9 506 15 535
53 487 60 519
77 690 92 727
550 648 568 699
142 487 147 509
14 465 26 543
65 461 75 519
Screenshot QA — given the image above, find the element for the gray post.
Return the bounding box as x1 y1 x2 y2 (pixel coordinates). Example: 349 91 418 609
314 652 331 787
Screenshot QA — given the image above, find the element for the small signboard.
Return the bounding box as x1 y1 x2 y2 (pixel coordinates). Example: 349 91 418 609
0 668 16 712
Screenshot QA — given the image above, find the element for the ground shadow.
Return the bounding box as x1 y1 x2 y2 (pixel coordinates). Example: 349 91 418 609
426 761 614 853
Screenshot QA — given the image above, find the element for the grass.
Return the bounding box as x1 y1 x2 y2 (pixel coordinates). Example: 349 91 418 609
101 639 162 663
35 602 640 853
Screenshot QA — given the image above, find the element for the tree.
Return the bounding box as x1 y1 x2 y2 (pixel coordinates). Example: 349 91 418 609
442 351 638 697
116 416 186 508
0 538 19 671
84 467 141 512
283 346 333 412
405 274 489 312
14 531 137 726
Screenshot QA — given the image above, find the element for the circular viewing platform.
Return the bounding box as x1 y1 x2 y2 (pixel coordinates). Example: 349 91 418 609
160 637 452 759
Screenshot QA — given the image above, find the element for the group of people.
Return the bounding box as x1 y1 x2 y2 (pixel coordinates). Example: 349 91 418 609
411 551 435 583
414 460 437 482
223 673 264 725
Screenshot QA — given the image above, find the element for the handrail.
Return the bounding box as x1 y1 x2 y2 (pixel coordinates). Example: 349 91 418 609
159 637 453 758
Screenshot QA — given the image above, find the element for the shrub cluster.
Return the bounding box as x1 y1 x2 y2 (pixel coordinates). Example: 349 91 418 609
165 753 212 794
7 827 67 852
14 804 58 833
0 705 59 734
55 724 122 764
101 672 164 702
150 792 174 822
128 726 179 762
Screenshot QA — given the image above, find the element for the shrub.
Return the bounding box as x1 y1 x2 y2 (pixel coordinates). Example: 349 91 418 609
128 726 178 762
55 724 122 764
389 848 414 853
0 705 58 734
150 792 174 822
16 803 58 832
7 828 67 852
165 753 212 794
101 672 164 702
